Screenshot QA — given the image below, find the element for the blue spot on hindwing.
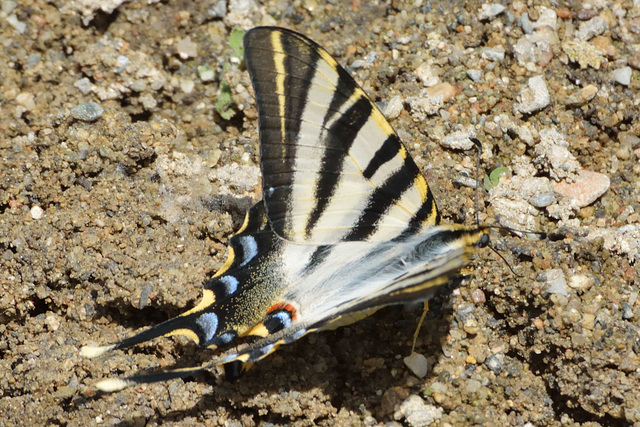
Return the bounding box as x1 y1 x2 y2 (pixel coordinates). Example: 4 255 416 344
214 331 235 346
196 312 218 343
219 276 238 295
263 309 293 334
239 236 258 267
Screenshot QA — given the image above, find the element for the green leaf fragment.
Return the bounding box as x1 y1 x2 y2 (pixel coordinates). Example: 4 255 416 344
483 166 509 190
215 82 236 120
229 27 245 58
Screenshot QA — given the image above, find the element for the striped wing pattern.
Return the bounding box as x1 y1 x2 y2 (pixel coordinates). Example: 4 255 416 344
79 27 489 393
244 27 439 244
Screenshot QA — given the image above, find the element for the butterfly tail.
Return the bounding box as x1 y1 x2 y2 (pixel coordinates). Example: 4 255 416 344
90 325 312 392
80 312 208 359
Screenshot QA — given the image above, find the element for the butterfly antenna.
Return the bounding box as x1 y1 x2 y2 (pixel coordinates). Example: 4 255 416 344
488 244 522 277
411 300 429 353
469 137 482 226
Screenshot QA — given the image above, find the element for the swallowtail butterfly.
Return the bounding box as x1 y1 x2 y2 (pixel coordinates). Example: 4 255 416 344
81 26 489 392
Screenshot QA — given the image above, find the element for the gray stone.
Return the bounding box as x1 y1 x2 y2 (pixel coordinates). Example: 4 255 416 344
71 102 105 122
528 192 556 208
485 353 505 373
576 17 608 41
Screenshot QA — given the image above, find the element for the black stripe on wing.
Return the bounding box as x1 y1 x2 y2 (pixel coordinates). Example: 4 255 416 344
343 160 419 241
305 96 373 236
244 28 318 239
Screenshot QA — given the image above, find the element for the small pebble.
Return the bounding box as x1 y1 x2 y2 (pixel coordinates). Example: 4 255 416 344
197 65 216 82
516 75 550 114
564 84 598 107
114 55 129 73
471 289 486 303
528 192 556 208
30 206 44 220
453 170 479 188
25 54 40 69
576 17 608 41
481 46 505 62
467 69 482 82
612 67 632 86
180 78 195 94
383 95 404 119
426 82 456 101
7 14 26 33
532 8 557 31
207 0 227 18
576 8 597 21
568 275 594 291
478 3 505 21
520 13 534 34
74 77 93 95
561 39 604 69
71 102 105 122
139 285 154 309
364 52 377 63
45 313 60 331
415 63 439 87
628 52 640 70
621 302 633 320
177 36 198 59
403 352 428 378
394 395 443 427
440 130 475 150
539 268 568 295
485 353 505 373
464 378 482 394
553 170 610 207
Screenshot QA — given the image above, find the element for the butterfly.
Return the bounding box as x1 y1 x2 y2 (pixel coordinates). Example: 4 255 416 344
81 26 489 392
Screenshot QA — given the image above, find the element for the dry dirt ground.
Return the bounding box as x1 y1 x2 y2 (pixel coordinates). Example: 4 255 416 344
1 0 640 426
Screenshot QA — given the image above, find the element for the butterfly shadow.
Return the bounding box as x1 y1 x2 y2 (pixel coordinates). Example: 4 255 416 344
105 285 461 425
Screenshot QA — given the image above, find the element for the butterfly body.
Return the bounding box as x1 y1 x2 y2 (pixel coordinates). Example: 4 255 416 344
81 27 488 392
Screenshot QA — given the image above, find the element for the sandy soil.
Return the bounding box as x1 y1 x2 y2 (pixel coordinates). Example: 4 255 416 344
1 0 639 425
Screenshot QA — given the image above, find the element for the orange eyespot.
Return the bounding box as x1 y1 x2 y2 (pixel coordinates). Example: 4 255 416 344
267 302 298 320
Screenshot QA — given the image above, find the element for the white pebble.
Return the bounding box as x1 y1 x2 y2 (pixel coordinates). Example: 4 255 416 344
403 352 428 378
383 95 404 119
481 46 505 62
516 75 550 114
176 36 198 60
440 129 476 151
612 67 632 86
395 395 443 427
30 206 44 220
7 14 26 33
539 269 568 295
478 3 505 21
532 8 557 31
415 63 439 87
180 78 195 94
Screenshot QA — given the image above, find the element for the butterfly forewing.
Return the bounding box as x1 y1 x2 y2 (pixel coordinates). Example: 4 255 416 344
244 27 439 244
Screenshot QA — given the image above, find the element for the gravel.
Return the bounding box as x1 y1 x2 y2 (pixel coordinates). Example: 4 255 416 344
2 1 640 425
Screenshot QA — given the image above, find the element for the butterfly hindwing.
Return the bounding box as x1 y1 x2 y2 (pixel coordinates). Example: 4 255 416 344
244 27 439 244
